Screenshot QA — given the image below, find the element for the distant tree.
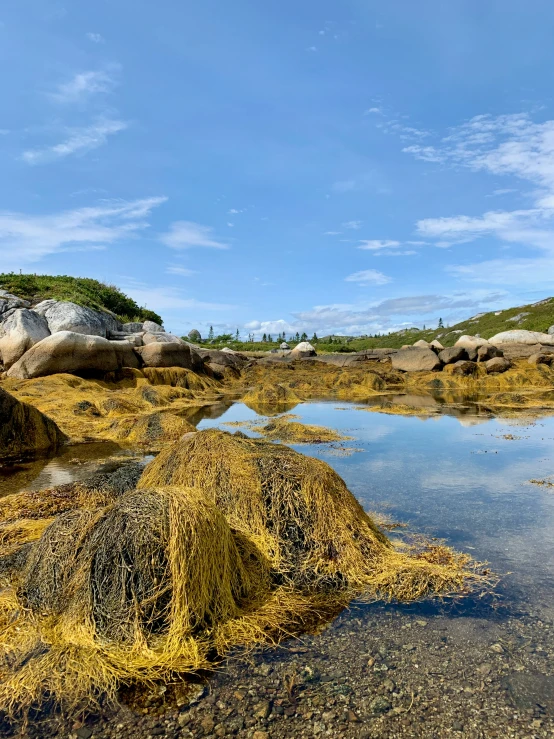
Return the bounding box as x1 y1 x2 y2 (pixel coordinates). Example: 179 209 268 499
208 325 214 341
423 325 426 331
300 332 308 342
289 335 294 343
262 333 267 342
295 332 300 342
235 328 240 341
268 334 273 343
311 333 318 342
438 317 444 329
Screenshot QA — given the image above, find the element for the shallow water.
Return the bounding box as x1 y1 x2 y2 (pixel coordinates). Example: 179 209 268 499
0 441 133 497
198 400 554 620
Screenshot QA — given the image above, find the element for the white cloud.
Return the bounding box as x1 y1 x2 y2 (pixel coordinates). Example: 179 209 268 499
402 145 445 163
307 46 317 52
50 69 118 103
0 129 9 136
160 221 229 250
166 265 197 277
121 283 235 312
345 269 391 285
227 208 245 214
342 220 363 230
0 196 167 270
227 222 234 228
365 107 382 115
358 239 401 251
22 118 127 164
323 231 341 235
86 32 105 44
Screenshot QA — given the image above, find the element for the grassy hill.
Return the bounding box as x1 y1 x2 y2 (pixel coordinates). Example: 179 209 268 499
0 274 162 325
206 296 554 353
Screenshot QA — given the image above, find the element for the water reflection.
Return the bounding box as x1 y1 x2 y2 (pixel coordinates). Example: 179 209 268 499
198 399 554 621
0 441 128 497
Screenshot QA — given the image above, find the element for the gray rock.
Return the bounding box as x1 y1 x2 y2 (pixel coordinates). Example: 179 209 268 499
528 352 553 365
290 341 317 358
369 696 391 715
485 357 511 374
7 331 119 379
507 312 530 322
143 320 164 333
0 292 30 316
503 672 554 712
499 343 544 360
109 340 142 369
477 344 503 362
122 322 145 333
391 347 442 372
454 334 491 349
143 331 184 345
280 342 290 350
188 329 202 342
196 349 249 369
548 325 554 335
137 342 203 371
33 300 119 337
429 339 444 351
413 339 430 348
490 329 554 346
0 309 50 369
438 346 467 365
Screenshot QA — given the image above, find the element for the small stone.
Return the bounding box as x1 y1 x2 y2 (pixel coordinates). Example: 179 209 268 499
234 689 247 700
347 709 360 722
452 720 464 732
253 701 271 720
383 678 396 692
477 663 492 675
76 729 93 739
490 643 504 654
415 620 428 627
200 717 215 733
252 732 269 739
177 712 190 727
369 696 391 715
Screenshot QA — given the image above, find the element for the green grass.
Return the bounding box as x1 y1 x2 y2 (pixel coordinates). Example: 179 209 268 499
192 296 554 353
0 274 162 325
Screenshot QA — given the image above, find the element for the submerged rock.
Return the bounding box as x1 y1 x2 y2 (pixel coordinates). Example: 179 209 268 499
0 386 66 458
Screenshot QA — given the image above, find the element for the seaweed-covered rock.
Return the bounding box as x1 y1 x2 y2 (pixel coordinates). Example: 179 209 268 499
6 331 119 379
450 360 478 376
0 387 66 458
477 344 503 362
0 308 50 369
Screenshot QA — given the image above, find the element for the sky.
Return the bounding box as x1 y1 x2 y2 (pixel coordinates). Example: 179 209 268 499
2 1 554 338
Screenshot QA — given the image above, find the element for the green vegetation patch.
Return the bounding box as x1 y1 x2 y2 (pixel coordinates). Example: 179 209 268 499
0 273 162 325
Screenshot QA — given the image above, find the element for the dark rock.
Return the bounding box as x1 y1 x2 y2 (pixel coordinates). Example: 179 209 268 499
477 344 503 362
438 346 467 365
451 360 478 376
369 696 391 715
503 672 554 712
528 353 553 365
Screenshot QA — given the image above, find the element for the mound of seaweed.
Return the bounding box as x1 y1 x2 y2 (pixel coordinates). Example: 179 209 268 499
242 382 301 415
0 387 66 459
0 430 491 716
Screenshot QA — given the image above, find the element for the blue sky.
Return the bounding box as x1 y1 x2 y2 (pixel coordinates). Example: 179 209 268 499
2 1 554 338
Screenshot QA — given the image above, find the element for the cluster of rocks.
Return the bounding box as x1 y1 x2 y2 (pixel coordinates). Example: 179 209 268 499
0 298 250 380
390 331 554 375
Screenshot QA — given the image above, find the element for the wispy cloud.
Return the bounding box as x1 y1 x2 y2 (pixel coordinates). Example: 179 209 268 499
160 221 229 250
0 197 167 270
22 118 128 164
228 208 245 214
166 265 197 277
358 239 401 251
86 32 105 44
50 68 118 103
323 230 341 236
121 282 235 312
345 269 391 285
342 220 363 230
